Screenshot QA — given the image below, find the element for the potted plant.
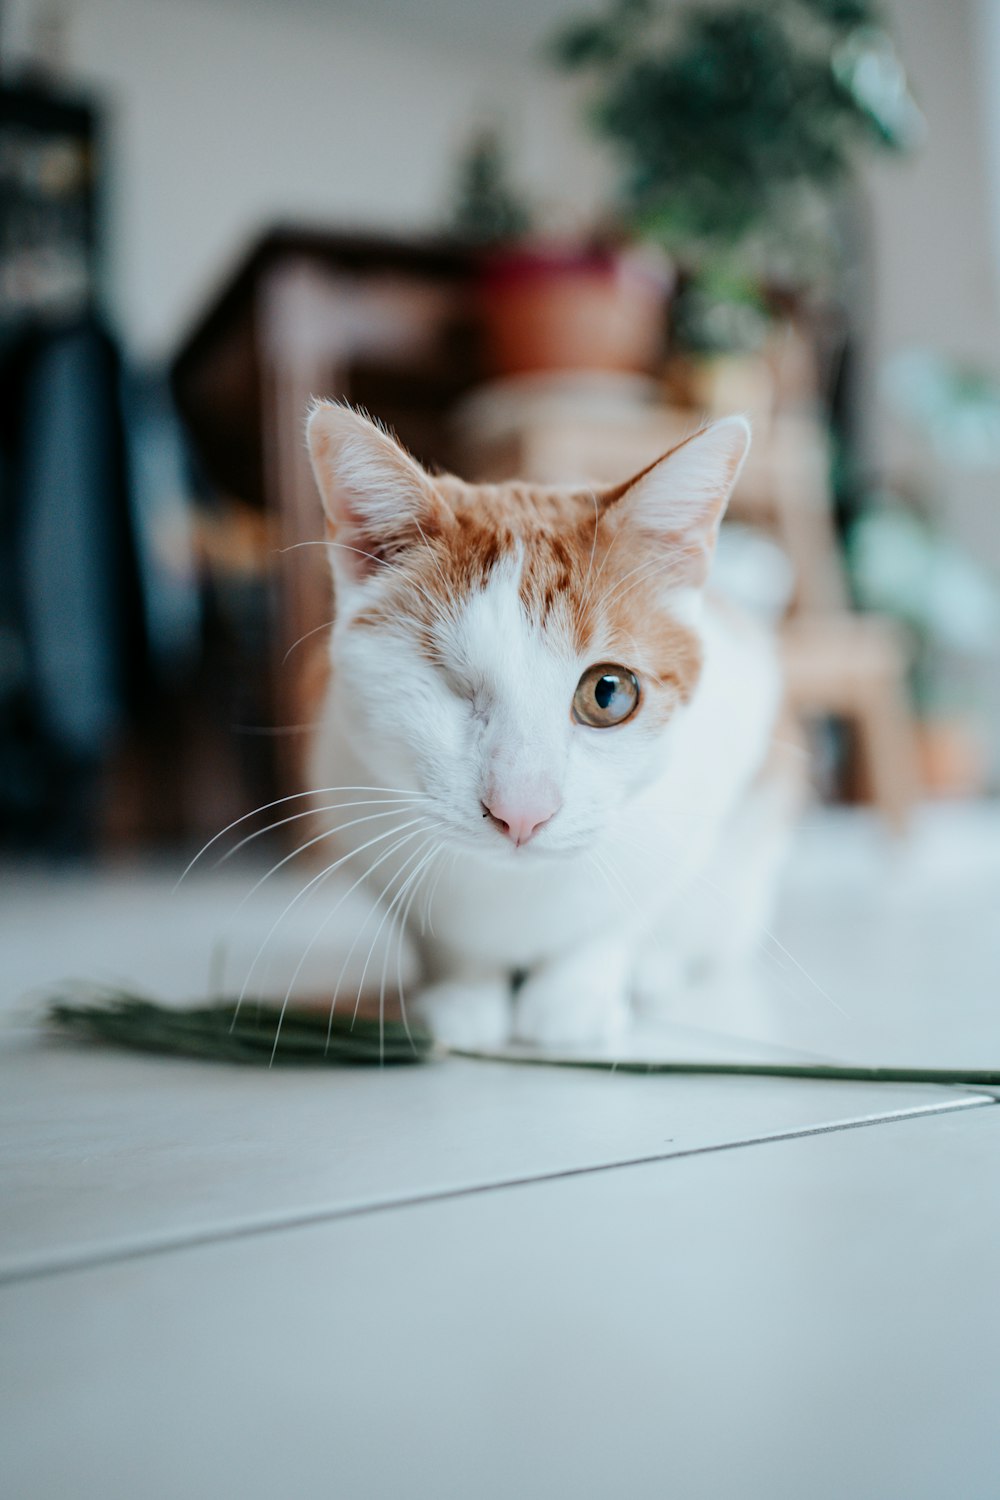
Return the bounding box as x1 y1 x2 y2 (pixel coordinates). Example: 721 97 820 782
449 128 673 378
548 0 921 390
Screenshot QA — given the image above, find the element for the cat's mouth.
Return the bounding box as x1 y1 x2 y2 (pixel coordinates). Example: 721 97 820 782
449 816 584 862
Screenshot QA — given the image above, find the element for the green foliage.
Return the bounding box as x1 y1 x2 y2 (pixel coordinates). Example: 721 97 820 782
670 264 773 354
450 129 532 245
549 0 920 273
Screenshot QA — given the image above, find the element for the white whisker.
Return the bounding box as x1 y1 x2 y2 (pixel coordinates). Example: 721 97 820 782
232 808 431 920
369 840 442 1060
280 618 334 666
320 827 439 1053
175 783 428 885
217 796 427 867
235 815 435 1024
578 490 601 615
264 822 437 1060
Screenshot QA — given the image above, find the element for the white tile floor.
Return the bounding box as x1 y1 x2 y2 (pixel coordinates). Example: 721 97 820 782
2 805 999 1497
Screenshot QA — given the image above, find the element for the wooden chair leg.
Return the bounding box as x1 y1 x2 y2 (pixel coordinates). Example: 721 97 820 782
851 676 921 836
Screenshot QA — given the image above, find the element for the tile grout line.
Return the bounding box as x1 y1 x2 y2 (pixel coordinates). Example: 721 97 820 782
1 1094 992 1289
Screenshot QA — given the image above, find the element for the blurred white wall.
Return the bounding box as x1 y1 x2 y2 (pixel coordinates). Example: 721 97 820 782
864 0 1000 565
3 0 610 356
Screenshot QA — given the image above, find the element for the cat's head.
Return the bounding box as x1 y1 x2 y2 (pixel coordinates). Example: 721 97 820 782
307 403 749 860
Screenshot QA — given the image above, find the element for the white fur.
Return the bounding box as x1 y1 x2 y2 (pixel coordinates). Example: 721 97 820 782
306 407 788 1048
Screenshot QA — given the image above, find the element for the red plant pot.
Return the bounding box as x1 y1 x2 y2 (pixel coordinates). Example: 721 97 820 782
478 246 671 378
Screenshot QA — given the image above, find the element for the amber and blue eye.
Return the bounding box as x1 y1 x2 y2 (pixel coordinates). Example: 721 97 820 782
572 664 640 728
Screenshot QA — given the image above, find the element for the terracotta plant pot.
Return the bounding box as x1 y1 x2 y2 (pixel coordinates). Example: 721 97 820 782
478 246 671 378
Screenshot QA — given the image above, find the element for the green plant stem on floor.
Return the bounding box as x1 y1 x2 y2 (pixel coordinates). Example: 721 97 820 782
48 994 434 1066
453 1051 1000 1086
46 990 1000 1088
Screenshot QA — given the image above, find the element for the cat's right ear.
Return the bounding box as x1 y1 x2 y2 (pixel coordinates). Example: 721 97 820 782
306 403 440 583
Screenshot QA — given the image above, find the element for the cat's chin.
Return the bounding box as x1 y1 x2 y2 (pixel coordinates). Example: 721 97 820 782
455 832 590 865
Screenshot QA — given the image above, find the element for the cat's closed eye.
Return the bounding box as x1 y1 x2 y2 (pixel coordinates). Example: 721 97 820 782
573 664 640 728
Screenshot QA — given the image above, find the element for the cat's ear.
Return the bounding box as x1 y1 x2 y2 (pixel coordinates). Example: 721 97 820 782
306 402 440 582
607 416 751 587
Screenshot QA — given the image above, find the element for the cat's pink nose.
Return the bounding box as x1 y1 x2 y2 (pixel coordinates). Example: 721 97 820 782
482 791 561 847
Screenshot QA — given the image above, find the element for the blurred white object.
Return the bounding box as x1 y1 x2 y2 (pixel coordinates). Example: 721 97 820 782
712 524 796 622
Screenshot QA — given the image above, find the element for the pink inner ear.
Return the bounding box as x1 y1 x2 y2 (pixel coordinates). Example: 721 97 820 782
307 404 441 582
606 418 750 587
324 507 383 581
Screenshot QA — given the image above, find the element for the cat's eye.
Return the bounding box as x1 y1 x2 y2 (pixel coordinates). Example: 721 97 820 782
572 664 640 728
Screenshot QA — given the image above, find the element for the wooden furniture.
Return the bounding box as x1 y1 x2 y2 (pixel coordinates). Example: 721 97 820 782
173 229 484 783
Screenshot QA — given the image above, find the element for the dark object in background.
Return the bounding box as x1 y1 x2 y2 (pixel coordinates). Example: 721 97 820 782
0 80 213 856
0 82 161 854
0 317 148 853
0 81 100 332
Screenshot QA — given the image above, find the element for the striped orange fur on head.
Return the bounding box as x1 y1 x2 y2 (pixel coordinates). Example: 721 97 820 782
306 403 749 715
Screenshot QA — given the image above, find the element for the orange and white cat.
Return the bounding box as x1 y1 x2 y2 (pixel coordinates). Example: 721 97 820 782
306 403 792 1048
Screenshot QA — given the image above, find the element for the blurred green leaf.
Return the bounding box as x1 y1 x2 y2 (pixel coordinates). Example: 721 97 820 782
545 0 919 289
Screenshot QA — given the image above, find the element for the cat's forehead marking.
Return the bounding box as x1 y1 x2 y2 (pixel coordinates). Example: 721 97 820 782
350 475 703 702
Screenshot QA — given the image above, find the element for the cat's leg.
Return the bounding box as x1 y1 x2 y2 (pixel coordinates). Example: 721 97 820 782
413 953 512 1049
635 742 801 1025
513 933 632 1047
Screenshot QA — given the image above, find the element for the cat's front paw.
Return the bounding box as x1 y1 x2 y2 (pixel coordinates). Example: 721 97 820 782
513 951 630 1049
414 977 511 1049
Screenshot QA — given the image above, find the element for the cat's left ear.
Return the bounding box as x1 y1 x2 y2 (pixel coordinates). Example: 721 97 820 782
607 416 751 587
306 402 441 583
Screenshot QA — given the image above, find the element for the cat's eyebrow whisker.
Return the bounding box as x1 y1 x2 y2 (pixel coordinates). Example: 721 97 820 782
234 815 436 1024
597 554 693 615
216 796 428 867
283 535 457 634
323 539 458 631
578 491 601 616
605 570 690 617
588 511 630 597
175 784 429 885
413 514 453 599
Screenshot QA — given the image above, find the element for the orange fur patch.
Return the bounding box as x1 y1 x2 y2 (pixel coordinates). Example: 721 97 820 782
348 471 703 716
